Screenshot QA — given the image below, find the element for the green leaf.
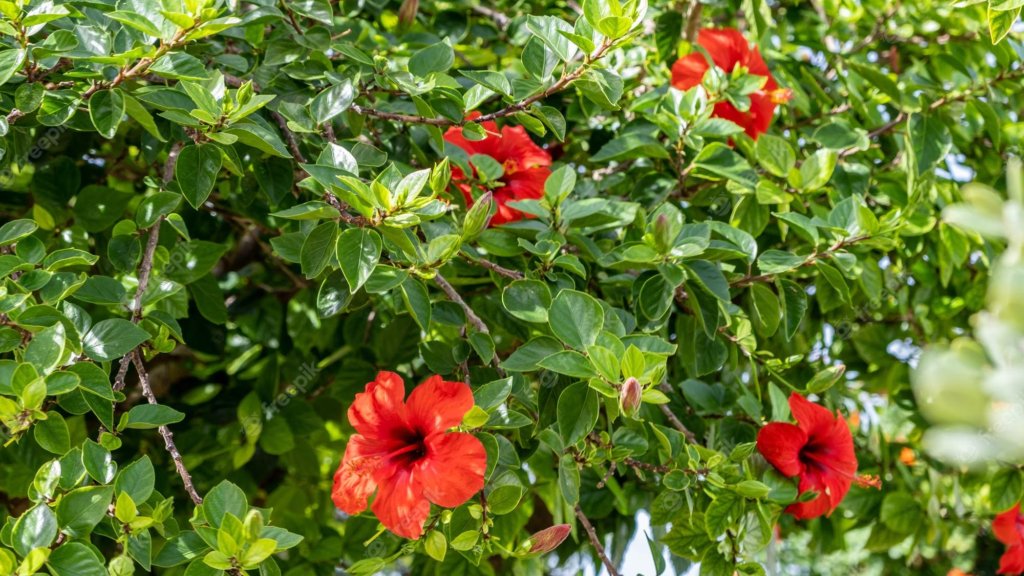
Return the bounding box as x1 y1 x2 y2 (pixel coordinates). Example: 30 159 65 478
119 404 186 429
692 143 758 189
400 278 431 331
908 113 952 176
83 319 150 362
204 481 247 528
0 219 38 246
989 3 1022 43
47 542 106 576
13 504 57 556
114 457 155 504
176 144 223 208
336 228 382 292
755 134 795 178
56 486 114 538
0 49 26 87
311 79 356 124
558 453 580 505
300 221 338 279
502 280 552 323
25 322 65 374
34 412 70 454
409 41 454 76
538 350 599 378
880 492 923 535
992 468 1024 512
557 381 599 446
424 531 446 562
548 289 604 349
89 88 125 139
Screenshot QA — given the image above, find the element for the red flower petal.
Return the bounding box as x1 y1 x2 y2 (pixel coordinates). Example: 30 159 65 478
1001 543 1024 575
671 53 710 91
996 505 1024 547
696 28 750 72
331 434 388 515
347 371 409 439
789 393 837 440
444 119 551 226
756 422 807 477
417 431 487 507
496 124 552 169
370 467 431 540
785 471 834 520
406 375 475 435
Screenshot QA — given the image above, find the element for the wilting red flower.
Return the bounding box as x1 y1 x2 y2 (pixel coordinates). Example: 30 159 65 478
671 28 791 140
995 504 1024 574
525 524 572 554
331 371 487 539
756 393 879 520
443 114 552 226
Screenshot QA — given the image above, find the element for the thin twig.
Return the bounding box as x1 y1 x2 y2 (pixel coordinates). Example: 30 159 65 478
130 351 203 506
113 218 164 391
465 255 524 280
575 505 620 576
351 38 616 127
656 385 698 443
270 110 307 164
434 272 506 376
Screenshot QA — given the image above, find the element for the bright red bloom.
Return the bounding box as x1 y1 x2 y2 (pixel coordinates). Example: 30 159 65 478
995 504 1024 574
756 393 879 520
671 28 791 140
443 115 552 226
331 371 486 539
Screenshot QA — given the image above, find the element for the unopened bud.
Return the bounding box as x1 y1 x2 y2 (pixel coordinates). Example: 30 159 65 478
398 0 419 28
653 213 672 253
619 377 642 418
525 524 571 554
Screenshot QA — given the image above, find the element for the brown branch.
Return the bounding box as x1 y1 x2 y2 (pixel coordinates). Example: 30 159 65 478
470 5 510 28
270 110 307 164
351 38 616 127
839 67 1024 157
731 233 871 288
130 351 203 506
163 141 184 183
575 505 620 576
464 255 524 280
80 27 191 101
113 216 164 392
434 272 506 376
656 385 697 443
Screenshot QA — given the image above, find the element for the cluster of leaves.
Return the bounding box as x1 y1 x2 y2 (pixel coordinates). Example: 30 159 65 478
0 0 1023 574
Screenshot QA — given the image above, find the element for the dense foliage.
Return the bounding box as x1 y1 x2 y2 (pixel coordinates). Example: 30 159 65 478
1 0 1023 574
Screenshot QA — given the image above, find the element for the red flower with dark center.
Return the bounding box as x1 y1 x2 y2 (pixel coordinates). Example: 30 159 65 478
756 393 879 520
331 371 486 539
995 504 1024 574
443 114 552 226
671 28 791 140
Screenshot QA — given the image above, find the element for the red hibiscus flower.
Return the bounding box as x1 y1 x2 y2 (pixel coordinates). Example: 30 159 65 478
995 504 1024 574
443 115 552 226
756 393 879 520
671 28 791 140
331 371 487 539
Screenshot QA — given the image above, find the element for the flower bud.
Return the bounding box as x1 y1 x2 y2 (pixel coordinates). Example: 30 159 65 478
398 0 419 28
619 377 642 418
525 524 571 555
653 213 672 253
